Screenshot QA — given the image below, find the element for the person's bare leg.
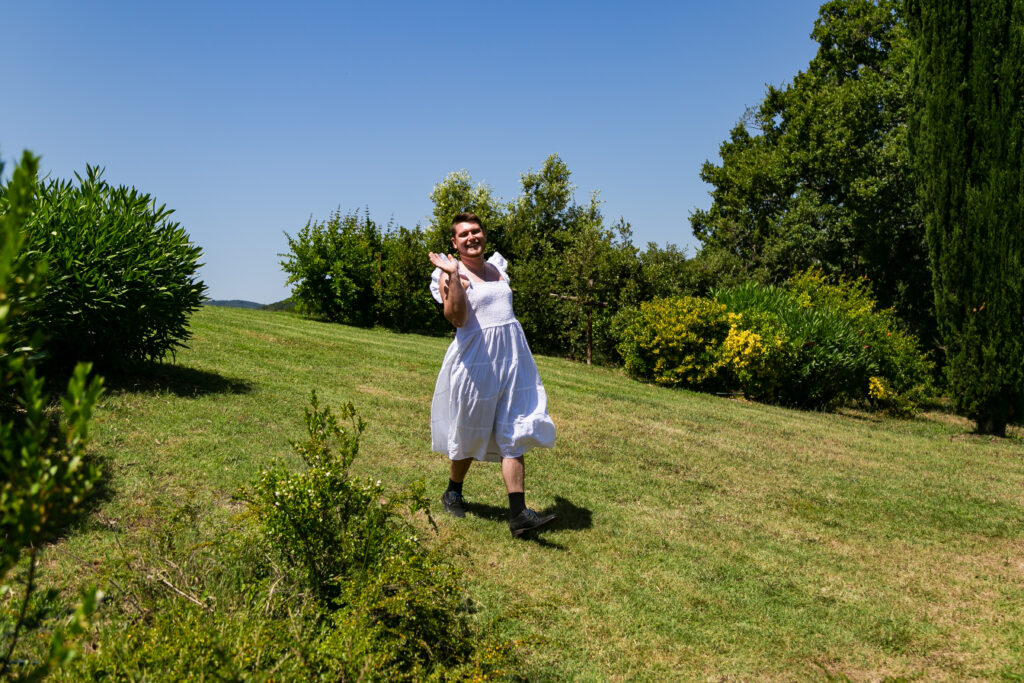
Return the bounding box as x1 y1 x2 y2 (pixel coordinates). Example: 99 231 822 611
501 456 524 493
450 457 472 483
503 455 555 535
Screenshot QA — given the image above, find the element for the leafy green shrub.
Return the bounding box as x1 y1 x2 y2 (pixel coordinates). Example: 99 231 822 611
715 273 932 410
720 310 794 401
787 270 933 408
377 226 450 335
8 165 206 370
0 151 104 678
715 280 874 407
281 210 382 326
248 392 414 602
614 271 932 412
615 296 731 389
71 395 512 681
248 393 507 678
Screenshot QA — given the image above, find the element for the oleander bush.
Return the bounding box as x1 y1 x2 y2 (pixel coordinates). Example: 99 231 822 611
716 280 877 407
10 165 207 370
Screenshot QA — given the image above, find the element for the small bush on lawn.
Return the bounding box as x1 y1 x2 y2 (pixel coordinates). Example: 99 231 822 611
66 394 512 681
8 165 206 370
614 296 732 390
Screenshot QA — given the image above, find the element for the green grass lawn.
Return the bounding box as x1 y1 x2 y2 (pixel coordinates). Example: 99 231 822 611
48 306 1024 680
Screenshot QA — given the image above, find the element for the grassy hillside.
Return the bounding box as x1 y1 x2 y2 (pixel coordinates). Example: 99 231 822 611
50 306 1024 680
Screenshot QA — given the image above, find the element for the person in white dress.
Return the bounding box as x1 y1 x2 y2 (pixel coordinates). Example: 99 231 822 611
428 212 557 537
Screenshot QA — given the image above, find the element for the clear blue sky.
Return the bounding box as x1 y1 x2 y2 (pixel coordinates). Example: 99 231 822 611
3 1 823 304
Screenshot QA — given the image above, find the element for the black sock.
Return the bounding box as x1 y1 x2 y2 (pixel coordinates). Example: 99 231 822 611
508 492 525 516
446 479 463 496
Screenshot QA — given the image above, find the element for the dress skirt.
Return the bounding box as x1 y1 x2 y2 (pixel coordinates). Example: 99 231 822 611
431 319 555 462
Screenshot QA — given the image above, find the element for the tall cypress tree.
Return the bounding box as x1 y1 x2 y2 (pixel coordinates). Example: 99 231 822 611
908 0 1024 435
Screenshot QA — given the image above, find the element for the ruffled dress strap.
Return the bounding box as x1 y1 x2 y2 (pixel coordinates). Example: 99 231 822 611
430 252 510 303
429 254 455 304
487 252 510 282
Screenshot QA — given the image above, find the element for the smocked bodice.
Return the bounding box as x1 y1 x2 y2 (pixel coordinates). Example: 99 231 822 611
457 277 517 338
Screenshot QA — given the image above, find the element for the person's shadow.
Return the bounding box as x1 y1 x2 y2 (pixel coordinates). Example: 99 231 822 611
463 495 591 549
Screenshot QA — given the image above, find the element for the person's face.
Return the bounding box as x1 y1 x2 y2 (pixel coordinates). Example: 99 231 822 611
452 221 485 258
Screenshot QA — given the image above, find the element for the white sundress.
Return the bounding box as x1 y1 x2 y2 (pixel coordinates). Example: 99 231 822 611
429 252 556 462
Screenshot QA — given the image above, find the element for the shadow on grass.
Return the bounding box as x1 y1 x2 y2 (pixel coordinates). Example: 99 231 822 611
463 495 592 549
101 363 254 397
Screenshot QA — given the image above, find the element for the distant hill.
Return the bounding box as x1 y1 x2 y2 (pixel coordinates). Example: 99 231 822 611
262 298 296 312
205 299 265 310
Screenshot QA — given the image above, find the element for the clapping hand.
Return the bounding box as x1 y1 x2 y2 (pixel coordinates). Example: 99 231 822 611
428 252 459 275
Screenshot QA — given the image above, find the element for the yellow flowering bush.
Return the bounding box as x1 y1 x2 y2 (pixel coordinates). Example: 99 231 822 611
615 273 933 413
867 375 916 417
721 311 794 400
615 296 731 389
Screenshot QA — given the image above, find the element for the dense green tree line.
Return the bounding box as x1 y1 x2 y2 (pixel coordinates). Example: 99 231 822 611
285 155 692 364
691 0 933 344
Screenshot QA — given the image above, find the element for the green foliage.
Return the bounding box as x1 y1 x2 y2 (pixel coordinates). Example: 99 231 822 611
690 0 933 343
908 0 1024 435
248 392 506 678
717 273 933 410
281 210 382 326
635 242 696 300
720 309 795 402
5 165 207 369
249 392 414 603
1 364 104 575
427 170 507 254
615 271 932 411
789 270 933 406
70 394 512 681
376 226 449 335
614 296 732 390
430 156 645 364
282 212 450 336
0 151 104 678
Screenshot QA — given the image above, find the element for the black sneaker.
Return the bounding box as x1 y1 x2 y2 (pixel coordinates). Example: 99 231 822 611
441 490 466 518
508 508 556 537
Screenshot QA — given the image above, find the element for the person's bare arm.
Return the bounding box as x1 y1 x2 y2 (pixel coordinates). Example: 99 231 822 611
429 252 468 328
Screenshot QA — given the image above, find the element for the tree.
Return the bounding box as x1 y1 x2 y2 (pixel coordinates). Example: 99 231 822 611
426 171 507 255
427 155 643 362
691 0 933 342
281 210 382 326
377 226 449 335
908 0 1024 435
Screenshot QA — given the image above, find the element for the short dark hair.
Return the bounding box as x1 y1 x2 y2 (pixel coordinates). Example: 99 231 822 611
450 211 483 237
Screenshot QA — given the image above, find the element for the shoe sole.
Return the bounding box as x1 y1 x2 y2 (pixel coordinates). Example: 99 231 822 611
510 514 556 537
